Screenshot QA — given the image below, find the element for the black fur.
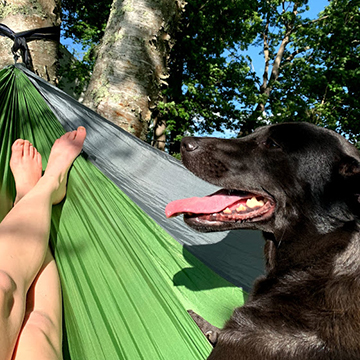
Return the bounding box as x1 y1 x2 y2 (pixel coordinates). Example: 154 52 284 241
180 122 360 360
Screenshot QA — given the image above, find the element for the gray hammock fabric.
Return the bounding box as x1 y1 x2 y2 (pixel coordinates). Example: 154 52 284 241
20 64 265 292
0 64 271 360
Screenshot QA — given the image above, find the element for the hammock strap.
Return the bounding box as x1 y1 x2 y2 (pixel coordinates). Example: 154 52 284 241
0 23 59 69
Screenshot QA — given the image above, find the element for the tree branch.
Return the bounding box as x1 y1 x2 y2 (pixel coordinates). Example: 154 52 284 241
321 84 329 106
268 2 299 90
259 2 297 101
260 17 270 94
284 46 311 63
295 15 329 31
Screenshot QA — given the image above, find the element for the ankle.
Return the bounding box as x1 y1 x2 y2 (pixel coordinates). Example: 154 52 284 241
37 175 60 196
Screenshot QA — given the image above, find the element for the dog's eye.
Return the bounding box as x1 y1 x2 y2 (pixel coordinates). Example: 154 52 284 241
263 138 280 149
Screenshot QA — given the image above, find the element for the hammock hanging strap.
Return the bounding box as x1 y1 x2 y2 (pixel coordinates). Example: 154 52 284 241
0 23 59 69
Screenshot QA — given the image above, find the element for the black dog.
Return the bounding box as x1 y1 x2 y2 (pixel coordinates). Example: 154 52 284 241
166 122 360 359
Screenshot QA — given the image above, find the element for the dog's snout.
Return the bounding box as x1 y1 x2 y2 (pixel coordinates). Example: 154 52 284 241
181 137 199 152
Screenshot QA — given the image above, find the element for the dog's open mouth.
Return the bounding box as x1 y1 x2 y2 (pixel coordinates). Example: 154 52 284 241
165 189 275 226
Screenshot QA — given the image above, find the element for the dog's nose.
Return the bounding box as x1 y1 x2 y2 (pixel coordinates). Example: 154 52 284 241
181 137 199 152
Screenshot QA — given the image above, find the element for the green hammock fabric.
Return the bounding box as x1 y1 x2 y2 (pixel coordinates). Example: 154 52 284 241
0 66 247 359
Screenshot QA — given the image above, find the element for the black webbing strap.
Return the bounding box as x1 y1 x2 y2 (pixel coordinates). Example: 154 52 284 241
0 24 59 69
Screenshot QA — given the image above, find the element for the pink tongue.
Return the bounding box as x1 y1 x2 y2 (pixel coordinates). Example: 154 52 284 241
165 191 248 218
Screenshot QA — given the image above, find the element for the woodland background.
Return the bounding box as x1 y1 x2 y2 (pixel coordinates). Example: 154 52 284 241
0 0 359 155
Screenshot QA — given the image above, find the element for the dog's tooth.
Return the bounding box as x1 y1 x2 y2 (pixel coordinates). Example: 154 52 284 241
246 197 265 208
246 197 257 208
236 204 247 212
223 207 232 214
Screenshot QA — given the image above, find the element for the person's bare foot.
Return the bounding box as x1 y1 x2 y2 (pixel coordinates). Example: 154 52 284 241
43 126 86 204
10 140 42 205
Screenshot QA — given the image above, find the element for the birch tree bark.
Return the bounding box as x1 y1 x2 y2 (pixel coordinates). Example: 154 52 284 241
0 0 60 84
82 0 185 143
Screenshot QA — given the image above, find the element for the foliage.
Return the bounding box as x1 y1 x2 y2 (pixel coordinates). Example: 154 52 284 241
163 0 360 151
60 0 112 94
163 0 260 152
61 0 111 45
60 0 360 152
268 0 360 144
59 44 96 96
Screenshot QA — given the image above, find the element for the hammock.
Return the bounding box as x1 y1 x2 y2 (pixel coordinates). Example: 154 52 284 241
0 65 265 359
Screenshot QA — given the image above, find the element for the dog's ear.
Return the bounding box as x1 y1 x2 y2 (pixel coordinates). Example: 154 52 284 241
339 156 360 210
339 156 360 177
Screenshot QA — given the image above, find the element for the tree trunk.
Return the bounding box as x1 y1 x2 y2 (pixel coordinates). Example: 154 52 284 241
0 0 61 85
82 0 185 142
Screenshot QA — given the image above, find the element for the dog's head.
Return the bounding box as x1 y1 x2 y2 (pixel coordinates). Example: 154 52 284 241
166 122 360 237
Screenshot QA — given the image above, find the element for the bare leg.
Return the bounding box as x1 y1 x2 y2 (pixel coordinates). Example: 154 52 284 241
12 249 63 360
0 127 86 360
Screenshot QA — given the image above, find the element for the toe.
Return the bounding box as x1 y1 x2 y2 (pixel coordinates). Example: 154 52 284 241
75 127 86 142
23 140 31 157
36 151 42 166
29 144 35 158
12 139 25 152
70 130 77 140
63 131 74 140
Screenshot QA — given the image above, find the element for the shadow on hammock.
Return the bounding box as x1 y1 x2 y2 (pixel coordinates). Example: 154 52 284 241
173 230 265 292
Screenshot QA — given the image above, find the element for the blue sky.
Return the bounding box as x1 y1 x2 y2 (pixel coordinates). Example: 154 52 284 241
306 0 330 17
